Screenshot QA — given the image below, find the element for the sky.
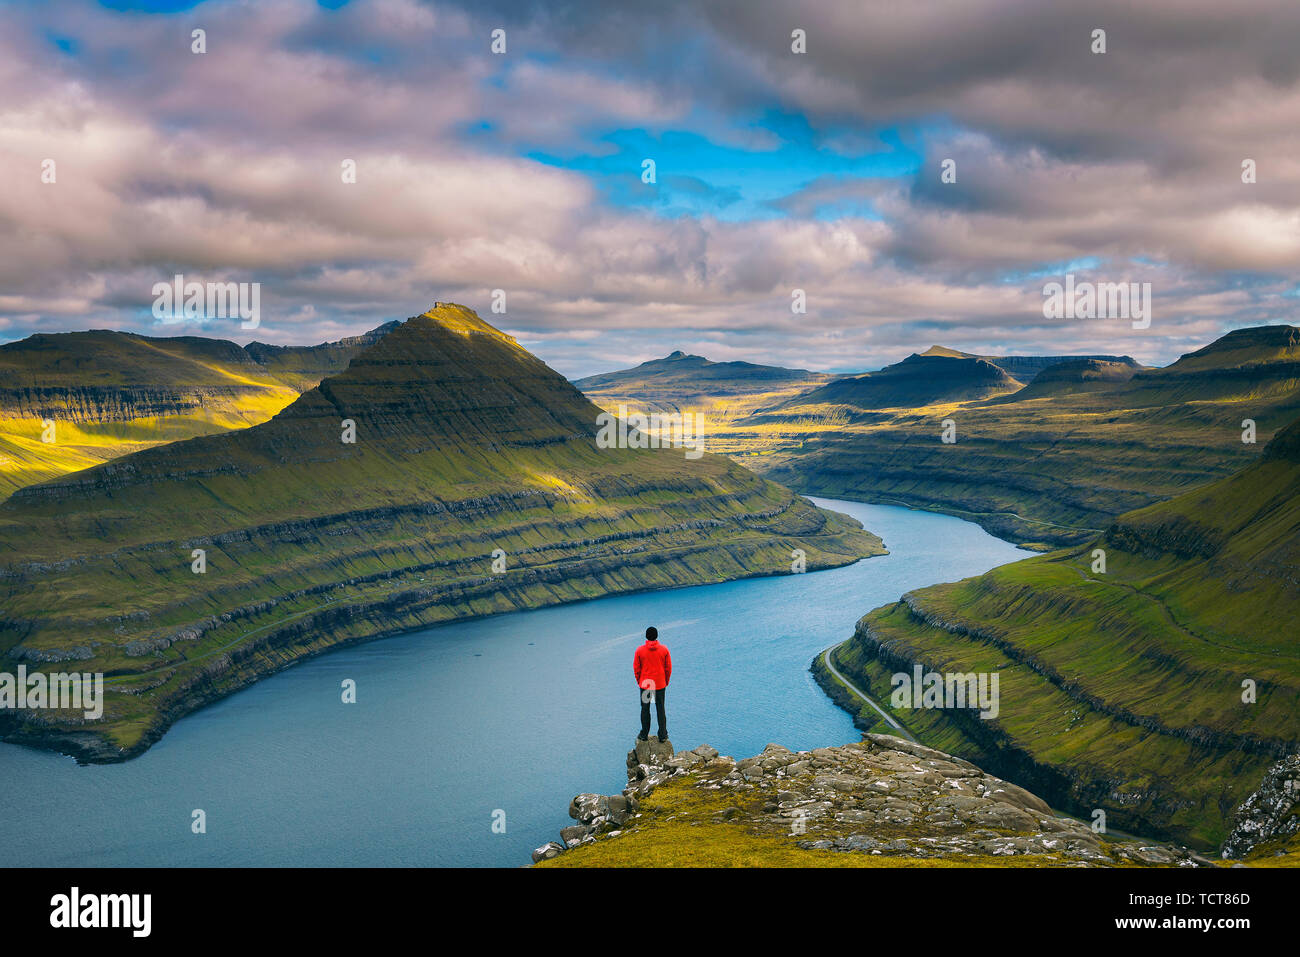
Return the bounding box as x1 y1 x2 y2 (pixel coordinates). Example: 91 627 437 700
1 0 1298 378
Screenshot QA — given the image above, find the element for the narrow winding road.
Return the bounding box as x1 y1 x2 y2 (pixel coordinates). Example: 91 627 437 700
821 642 919 743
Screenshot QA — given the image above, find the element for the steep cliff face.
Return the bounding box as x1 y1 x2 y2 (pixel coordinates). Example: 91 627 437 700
0 326 385 499
534 733 1215 867
823 415 1300 850
0 304 882 763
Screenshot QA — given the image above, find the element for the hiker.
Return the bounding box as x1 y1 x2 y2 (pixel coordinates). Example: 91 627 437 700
634 626 671 743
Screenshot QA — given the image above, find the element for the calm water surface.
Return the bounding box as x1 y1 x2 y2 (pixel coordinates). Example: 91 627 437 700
0 500 1027 867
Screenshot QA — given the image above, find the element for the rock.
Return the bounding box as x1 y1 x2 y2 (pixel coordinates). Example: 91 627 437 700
633 737 674 766
1222 753 1300 859
970 803 1038 831
560 824 592 845
812 773 858 792
531 841 564 863
534 735 1210 867
568 793 609 823
984 780 1053 814
1125 845 1178 866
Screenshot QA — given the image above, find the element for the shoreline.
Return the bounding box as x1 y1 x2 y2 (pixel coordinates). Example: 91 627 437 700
1 512 885 765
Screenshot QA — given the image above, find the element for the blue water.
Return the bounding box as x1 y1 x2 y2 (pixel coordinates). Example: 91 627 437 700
0 500 1027 867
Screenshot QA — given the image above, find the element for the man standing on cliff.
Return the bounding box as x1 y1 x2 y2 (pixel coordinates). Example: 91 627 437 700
634 626 671 743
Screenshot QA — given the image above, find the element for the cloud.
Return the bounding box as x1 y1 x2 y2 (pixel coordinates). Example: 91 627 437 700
0 0 1295 377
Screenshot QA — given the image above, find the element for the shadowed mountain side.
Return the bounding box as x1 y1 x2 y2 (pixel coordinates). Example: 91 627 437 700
992 358 1142 400
0 304 883 763
827 414 1300 849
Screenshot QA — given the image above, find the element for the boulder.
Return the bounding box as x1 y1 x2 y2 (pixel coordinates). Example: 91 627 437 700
560 824 592 845
633 736 674 766
531 841 564 863
568 793 609 823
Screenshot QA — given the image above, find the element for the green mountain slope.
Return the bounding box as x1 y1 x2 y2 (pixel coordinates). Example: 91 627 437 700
732 324 1300 547
0 326 388 499
827 414 1300 849
0 304 882 763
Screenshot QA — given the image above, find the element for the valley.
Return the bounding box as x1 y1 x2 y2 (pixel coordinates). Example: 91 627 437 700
0 304 880 763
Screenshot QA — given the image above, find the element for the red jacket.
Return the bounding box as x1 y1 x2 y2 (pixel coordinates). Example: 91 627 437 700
634 639 672 691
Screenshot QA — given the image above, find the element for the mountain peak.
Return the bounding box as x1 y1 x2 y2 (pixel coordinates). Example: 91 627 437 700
416 302 522 346
921 345 973 359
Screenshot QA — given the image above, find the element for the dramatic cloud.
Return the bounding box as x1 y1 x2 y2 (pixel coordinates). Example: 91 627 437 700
0 0 1296 377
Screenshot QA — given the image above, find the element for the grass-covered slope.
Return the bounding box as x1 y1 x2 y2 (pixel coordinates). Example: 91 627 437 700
0 326 388 499
0 304 882 763
730 324 1300 547
828 414 1300 849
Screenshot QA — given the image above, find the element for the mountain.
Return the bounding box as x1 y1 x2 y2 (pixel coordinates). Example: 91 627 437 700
825 413 1300 849
725 324 1300 547
0 304 882 763
0 325 390 500
918 345 1142 383
998 358 1143 399
243 322 399 391
575 351 836 418
763 353 1023 417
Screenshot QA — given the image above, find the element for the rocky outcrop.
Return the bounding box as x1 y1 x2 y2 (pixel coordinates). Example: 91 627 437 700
532 733 1215 866
1221 753 1300 859
531 736 687 862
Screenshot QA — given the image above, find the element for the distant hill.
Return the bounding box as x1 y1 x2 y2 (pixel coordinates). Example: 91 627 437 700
919 345 1142 383
1000 358 1143 399
726 324 1300 547
766 353 1023 417
831 412 1300 849
0 326 389 499
244 322 399 391
0 304 882 763
575 351 835 418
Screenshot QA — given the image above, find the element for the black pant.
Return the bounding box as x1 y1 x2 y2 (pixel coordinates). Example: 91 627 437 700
640 687 667 738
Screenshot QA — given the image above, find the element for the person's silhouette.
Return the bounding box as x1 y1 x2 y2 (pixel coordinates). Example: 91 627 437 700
634 626 671 742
